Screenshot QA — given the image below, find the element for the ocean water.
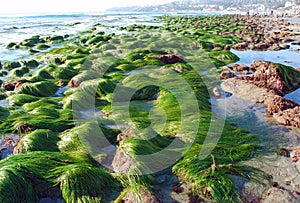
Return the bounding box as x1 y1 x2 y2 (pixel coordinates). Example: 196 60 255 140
0 12 165 61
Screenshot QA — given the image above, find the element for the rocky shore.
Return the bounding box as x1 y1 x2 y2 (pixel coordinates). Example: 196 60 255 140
0 13 299 202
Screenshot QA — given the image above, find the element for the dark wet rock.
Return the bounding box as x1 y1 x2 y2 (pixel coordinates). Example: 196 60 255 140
156 55 183 64
47 35 64 42
277 148 290 158
172 185 184 193
6 42 17 49
188 194 205 203
28 48 40 54
3 61 21 70
267 96 298 116
1 81 22 91
224 45 231 50
0 70 8 77
10 67 29 77
24 59 39 68
58 80 68 87
220 70 235 79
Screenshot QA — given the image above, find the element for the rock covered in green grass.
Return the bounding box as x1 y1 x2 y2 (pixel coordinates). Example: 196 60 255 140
23 59 39 69
6 42 17 49
0 152 120 203
3 61 21 70
14 129 60 153
17 81 58 97
9 67 29 77
7 94 39 106
0 106 9 119
36 43 50 50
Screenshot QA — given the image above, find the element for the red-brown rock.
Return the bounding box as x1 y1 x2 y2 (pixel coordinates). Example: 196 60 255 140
267 95 298 116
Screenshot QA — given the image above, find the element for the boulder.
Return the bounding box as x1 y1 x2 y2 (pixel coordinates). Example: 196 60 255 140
156 55 183 64
220 70 235 79
274 106 300 128
120 186 162 203
267 95 298 116
230 64 250 75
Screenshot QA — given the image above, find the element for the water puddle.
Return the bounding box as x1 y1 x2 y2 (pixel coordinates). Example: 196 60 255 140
231 46 300 68
54 86 68 97
0 99 10 107
285 87 300 105
0 134 20 160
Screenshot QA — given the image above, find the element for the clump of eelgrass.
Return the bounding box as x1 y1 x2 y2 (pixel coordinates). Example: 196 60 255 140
14 129 60 153
17 80 58 97
7 94 39 106
0 151 120 202
0 106 9 120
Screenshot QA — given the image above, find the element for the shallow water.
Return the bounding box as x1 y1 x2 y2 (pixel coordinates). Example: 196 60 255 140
285 87 300 105
231 45 300 68
0 99 10 107
211 95 300 150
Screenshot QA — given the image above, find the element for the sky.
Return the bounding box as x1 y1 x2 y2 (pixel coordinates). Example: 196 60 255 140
0 0 176 14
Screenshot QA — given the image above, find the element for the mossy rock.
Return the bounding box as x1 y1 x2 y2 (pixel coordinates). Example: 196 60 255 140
18 81 58 97
66 58 87 67
209 50 240 64
72 48 90 55
68 70 102 87
276 63 300 93
65 53 87 60
0 107 74 133
107 72 126 83
198 41 214 50
131 85 159 101
59 122 120 155
14 129 60 153
0 165 37 203
0 106 9 120
23 59 39 69
63 90 95 110
10 67 29 77
87 36 106 45
7 94 39 106
29 69 54 82
0 70 8 77
44 64 78 80
28 48 40 54
36 43 50 50
115 64 137 72
0 151 120 203
48 35 64 42
23 98 59 112
6 42 17 49
3 61 21 70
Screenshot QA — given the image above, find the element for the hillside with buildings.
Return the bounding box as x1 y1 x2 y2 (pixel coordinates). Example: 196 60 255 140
108 0 300 16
